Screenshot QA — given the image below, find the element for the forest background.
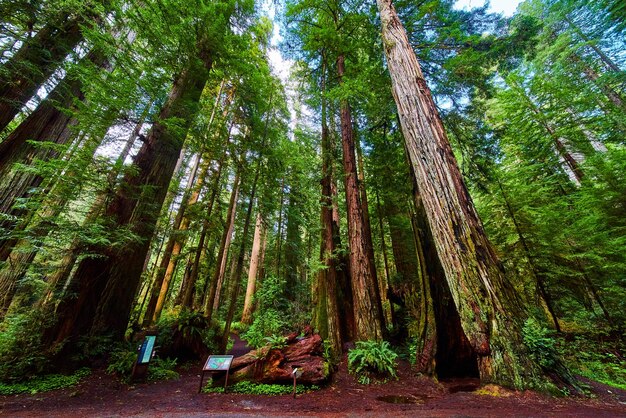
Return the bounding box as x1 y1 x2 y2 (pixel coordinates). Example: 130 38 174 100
0 0 624 394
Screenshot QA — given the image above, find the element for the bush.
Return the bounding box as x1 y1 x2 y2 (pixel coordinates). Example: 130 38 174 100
522 317 558 369
106 343 179 383
348 340 398 384
0 311 54 382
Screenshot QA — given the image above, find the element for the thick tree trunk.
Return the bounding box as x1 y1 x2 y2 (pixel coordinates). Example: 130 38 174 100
43 48 214 346
204 168 240 322
142 154 204 324
376 0 543 387
337 54 384 342
0 12 85 132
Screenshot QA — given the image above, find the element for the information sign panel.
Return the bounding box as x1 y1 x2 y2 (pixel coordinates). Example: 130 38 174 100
137 335 156 365
203 355 233 371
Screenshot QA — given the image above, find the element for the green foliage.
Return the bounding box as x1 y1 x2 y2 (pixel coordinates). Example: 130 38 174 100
558 333 626 390
0 368 90 395
106 344 179 383
263 334 287 350
348 341 398 385
522 317 558 369
154 309 219 355
242 276 288 349
203 380 320 395
0 311 54 382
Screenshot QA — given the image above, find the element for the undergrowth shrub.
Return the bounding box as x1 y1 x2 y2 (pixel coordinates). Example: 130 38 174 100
348 340 398 384
106 343 179 383
557 332 626 390
0 311 55 382
242 276 288 349
0 368 90 395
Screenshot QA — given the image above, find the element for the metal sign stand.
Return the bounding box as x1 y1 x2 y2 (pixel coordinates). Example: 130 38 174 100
198 355 234 393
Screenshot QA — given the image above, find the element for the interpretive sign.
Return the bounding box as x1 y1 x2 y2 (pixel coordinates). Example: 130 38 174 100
199 355 234 393
131 333 158 382
203 355 233 371
137 335 157 365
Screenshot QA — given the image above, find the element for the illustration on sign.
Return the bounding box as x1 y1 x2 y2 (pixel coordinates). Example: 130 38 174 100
138 335 156 364
203 355 233 371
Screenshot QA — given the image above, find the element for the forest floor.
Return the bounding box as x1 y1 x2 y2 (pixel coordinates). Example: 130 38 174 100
1 350 625 417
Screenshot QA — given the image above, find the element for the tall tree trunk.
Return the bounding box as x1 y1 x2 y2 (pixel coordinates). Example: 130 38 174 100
0 12 86 132
274 175 285 277
42 46 214 347
337 54 384 342
284 174 301 301
204 168 240 322
222 164 260 349
315 59 342 357
241 209 264 324
376 0 543 387
181 150 228 310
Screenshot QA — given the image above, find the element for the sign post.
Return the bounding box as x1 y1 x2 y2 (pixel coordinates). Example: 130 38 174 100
131 334 157 382
198 355 234 393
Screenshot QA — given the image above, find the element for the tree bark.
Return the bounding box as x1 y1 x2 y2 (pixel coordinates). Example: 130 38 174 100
376 0 543 387
241 209 264 324
337 54 384 342
222 164 260 349
204 168 240 322
0 12 85 132
42 46 214 346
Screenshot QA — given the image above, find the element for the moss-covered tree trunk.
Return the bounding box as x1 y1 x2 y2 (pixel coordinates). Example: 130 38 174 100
376 0 543 387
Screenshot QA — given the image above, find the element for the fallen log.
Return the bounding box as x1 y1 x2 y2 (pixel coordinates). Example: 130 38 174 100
224 332 330 386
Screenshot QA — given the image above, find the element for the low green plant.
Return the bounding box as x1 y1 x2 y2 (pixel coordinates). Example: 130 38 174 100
106 344 179 383
242 310 286 349
203 380 319 395
264 334 287 350
557 333 626 390
348 340 398 384
0 368 90 395
522 317 558 369
148 357 179 381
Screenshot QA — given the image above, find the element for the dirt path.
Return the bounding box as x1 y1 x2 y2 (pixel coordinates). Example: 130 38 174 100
1 359 625 417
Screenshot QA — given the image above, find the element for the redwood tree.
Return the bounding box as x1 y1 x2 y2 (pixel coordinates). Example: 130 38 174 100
376 0 544 387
